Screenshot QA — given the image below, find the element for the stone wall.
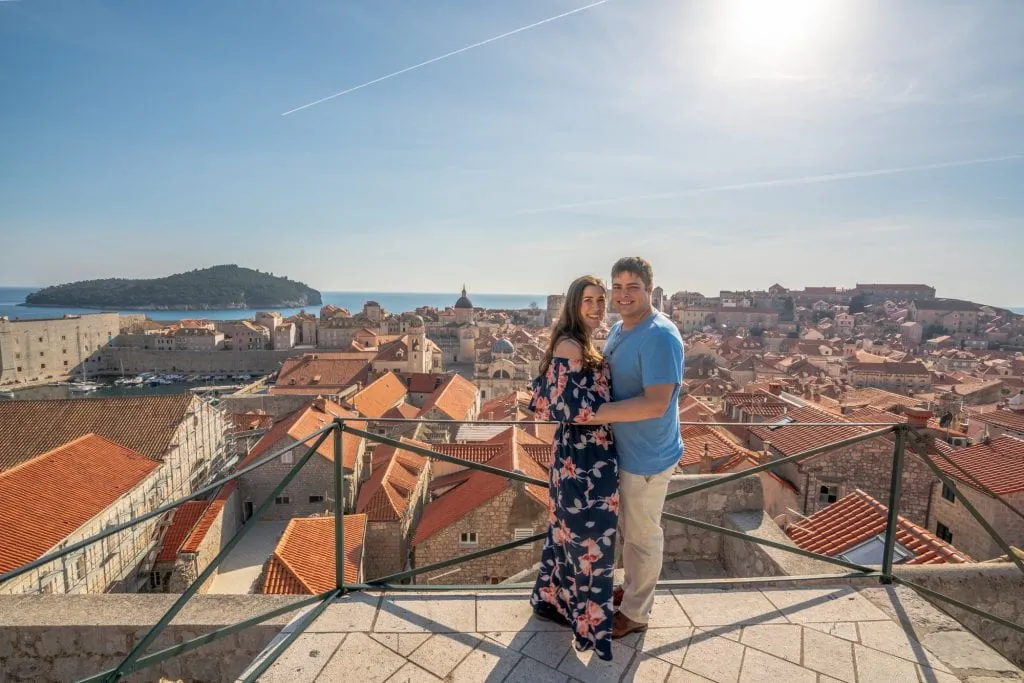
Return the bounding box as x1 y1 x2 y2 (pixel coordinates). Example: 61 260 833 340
219 393 343 420
661 474 764 562
0 594 302 682
239 436 363 521
364 522 404 581
0 313 119 387
895 563 1024 669
931 482 1024 561
101 347 299 375
796 436 937 527
414 487 547 585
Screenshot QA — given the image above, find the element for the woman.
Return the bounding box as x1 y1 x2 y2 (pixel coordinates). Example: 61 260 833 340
528 275 618 661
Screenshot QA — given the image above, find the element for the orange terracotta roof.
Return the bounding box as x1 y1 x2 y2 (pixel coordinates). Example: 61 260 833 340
180 480 238 554
383 402 420 420
227 411 275 434
787 489 971 564
413 430 547 546
155 501 209 564
479 391 531 421
261 515 366 594
679 395 719 423
419 374 478 421
681 424 759 470
522 443 555 469
749 406 865 457
241 400 365 472
723 392 789 417
433 443 504 465
348 372 407 419
272 354 371 393
0 434 161 574
356 439 428 522
974 409 1024 434
373 337 411 362
934 436 1024 495
0 394 194 472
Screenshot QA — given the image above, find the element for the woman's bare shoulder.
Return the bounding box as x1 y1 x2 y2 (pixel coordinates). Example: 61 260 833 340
552 338 583 359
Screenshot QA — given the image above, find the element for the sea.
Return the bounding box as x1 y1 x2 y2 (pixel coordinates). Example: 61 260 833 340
0 287 546 322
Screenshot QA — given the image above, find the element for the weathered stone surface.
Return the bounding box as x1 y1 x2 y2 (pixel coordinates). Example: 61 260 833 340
682 630 745 682
673 588 786 626
920 630 1019 673
854 643 921 682
740 648 817 683
739 624 802 664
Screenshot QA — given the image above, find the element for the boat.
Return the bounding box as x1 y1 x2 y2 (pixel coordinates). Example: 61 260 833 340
69 382 102 394
0 391 15 400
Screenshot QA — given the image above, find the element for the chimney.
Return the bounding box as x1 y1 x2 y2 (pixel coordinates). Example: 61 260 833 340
698 443 713 474
761 441 773 463
768 382 782 396
313 396 327 412
904 407 932 428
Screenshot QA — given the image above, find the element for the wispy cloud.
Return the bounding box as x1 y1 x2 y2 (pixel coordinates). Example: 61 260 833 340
511 154 1024 215
281 0 611 116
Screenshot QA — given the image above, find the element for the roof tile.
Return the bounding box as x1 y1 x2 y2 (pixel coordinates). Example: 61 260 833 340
261 515 366 593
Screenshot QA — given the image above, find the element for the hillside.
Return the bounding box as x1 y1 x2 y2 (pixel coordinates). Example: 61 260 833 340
24 265 322 310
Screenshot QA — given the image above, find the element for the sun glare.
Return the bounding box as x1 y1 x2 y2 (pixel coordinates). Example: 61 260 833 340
710 0 838 79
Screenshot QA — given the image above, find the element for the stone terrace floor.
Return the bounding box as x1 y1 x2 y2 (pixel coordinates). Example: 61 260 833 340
250 584 1023 683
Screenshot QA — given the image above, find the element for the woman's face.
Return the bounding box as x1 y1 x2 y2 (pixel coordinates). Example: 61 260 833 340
579 285 607 331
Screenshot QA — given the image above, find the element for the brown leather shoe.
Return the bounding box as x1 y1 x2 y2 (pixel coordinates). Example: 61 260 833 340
613 586 623 607
611 611 647 639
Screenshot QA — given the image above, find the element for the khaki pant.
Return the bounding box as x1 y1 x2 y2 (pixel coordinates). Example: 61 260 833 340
618 465 674 624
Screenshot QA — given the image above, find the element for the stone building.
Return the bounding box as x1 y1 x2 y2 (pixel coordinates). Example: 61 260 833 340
269 352 372 398
355 440 431 581
316 303 383 349
856 284 937 304
910 299 982 336
0 434 163 596
929 436 1024 561
848 361 932 392
0 312 120 387
473 337 541 401
745 406 939 527
424 287 478 366
415 374 480 443
545 294 565 326
237 398 366 519
284 311 318 346
166 481 242 594
411 430 548 584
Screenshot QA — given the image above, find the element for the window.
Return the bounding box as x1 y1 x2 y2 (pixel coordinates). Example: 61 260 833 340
275 496 291 505
281 451 294 465
41 579 56 595
459 531 478 546
936 523 953 544
838 534 914 565
941 483 956 503
61 335 66 341
309 495 324 504
818 484 839 508
75 555 87 581
16 366 22 372
40 363 46 369
64 361 69 367
38 336 43 342
39 351 44 357
149 571 163 589
14 352 19 359
513 528 535 541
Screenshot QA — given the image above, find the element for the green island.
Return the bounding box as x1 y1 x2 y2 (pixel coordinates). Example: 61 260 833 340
24 265 322 310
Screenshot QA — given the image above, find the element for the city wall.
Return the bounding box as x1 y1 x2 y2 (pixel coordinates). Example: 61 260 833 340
101 347 299 375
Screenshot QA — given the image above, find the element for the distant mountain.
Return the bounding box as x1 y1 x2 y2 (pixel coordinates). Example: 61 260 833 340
24 265 322 310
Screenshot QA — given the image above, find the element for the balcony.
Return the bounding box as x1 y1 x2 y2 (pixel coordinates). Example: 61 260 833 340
1 417 1022 682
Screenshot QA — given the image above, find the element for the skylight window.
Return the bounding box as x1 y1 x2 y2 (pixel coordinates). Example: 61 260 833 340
837 534 914 566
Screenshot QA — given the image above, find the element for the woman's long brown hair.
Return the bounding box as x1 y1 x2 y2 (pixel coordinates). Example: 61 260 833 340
538 275 605 376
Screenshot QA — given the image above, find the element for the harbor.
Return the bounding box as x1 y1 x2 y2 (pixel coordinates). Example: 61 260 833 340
0 372 259 402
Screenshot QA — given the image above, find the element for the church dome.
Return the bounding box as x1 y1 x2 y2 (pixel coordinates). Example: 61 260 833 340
492 338 515 355
407 314 424 328
454 285 474 310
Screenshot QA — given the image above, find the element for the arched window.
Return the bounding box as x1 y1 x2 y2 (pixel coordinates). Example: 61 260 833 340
492 369 511 379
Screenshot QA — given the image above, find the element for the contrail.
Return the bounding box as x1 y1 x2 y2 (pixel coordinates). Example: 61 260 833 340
512 154 1024 215
282 0 610 116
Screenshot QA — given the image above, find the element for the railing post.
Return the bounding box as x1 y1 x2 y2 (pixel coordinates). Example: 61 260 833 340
881 424 907 584
333 419 345 591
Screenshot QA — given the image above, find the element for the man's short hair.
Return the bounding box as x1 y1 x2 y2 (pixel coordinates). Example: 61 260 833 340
611 257 654 291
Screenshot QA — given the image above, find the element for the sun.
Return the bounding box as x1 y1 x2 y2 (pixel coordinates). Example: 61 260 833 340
709 0 839 79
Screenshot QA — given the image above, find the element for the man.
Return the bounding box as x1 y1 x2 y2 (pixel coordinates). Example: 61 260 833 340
577 256 684 638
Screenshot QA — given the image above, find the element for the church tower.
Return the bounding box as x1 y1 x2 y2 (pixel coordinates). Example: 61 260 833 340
454 285 474 325
406 315 429 373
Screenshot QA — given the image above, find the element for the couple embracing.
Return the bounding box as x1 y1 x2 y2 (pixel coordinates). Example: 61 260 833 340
528 256 684 661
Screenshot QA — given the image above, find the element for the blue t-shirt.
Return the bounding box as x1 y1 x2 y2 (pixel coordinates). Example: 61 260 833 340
604 311 685 475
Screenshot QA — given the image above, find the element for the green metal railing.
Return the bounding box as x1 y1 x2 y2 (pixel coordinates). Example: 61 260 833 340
2 415 1022 682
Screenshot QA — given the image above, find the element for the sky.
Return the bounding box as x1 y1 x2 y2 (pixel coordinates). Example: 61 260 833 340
1 0 1023 305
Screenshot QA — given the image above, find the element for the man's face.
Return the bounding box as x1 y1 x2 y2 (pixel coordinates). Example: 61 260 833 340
611 271 652 319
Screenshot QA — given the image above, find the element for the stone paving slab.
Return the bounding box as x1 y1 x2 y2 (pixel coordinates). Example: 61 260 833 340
253 585 1024 683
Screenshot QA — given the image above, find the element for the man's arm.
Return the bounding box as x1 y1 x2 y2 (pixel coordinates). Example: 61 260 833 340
580 383 675 423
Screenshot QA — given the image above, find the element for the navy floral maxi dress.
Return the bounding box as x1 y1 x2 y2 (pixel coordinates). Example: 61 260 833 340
529 357 619 661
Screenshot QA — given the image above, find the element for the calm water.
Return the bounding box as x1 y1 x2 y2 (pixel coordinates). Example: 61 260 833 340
0 287 545 321
2 382 196 402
